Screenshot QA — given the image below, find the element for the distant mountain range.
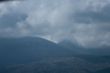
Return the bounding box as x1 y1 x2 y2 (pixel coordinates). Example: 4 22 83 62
0 37 110 73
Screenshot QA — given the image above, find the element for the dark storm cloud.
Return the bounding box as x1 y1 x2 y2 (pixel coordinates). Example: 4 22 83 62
0 0 20 2
0 0 12 2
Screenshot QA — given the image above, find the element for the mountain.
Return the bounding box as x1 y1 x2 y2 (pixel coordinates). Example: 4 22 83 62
58 39 110 56
58 40 89 55
87 46 110 56
58 39 82 50
0 37 73 65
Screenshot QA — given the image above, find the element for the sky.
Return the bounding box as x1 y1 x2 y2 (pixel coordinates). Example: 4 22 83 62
0 0 110 48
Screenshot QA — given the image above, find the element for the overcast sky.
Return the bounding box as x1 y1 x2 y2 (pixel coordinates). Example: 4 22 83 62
0 0 110 48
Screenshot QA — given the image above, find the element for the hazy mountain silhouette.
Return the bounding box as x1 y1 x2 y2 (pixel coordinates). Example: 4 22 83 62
87 46 110 56
0 37 73 65
59 39 110 56
58 39 89 55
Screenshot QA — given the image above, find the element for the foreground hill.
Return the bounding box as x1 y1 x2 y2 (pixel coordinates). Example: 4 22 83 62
1 56 110 73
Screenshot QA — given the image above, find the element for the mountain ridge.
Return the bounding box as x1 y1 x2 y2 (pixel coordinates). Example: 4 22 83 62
0 37 73 65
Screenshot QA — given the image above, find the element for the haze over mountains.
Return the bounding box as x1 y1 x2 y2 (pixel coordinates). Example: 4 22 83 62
0 37 110 73
0 0 110 73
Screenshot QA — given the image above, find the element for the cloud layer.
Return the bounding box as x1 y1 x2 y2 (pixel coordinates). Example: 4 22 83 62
0 0 110 48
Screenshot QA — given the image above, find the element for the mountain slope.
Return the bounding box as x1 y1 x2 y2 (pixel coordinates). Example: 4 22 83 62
0 37 73 65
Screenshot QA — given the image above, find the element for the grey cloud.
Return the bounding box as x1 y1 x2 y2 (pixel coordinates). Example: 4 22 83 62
0 12 27 28
74 3 110 24
0 0 110 48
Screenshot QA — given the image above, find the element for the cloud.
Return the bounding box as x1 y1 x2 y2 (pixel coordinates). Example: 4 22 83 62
74 4 110 24
0 11 27 28
0 0 110 48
